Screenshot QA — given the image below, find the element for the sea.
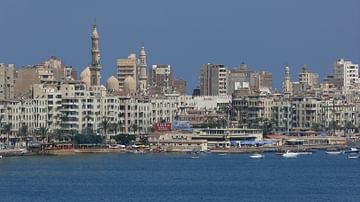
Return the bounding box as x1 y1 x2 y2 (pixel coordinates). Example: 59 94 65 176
0 152 359 202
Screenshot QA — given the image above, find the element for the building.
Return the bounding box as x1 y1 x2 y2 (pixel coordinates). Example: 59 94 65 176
199 63 227 96
149 64 173 95
0 63 15 100
117 54 137 91
227 63 250 95
228 63 272 95
14 57 74 97
297 65 319 93
172 79 187 95
333 58 359 91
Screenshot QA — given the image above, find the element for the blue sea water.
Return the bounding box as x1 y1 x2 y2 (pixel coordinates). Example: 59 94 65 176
0 152 359 202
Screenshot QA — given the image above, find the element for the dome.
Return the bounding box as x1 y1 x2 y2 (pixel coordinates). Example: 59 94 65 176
107 76 119 91
80 67 91 87
124 76 136 94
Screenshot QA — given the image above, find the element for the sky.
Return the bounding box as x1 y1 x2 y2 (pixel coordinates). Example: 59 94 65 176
0 0 359 93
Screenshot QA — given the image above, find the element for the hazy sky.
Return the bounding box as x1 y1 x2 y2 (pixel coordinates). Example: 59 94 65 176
1 0 359 92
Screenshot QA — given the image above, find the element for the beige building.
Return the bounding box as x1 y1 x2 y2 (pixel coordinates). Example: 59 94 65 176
0 63 15 100
297 65 319 92
117 54 137 91
199 64 227 96
14 57 74 97
149 64 173 95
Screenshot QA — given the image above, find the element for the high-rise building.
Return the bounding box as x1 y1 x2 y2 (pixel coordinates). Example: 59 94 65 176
199 64 227 96
333 58 359 91
149 64 173 95
249 71 272 91
117 54 137 91
227 63 250 95
89 22 101 87
298 65 319 90
0 63 15 100
173 79 187 95
138 45 148 95
14 57 71 97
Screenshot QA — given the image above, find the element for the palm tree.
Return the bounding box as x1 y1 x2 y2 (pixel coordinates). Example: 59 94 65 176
131 123 138 135
38 126 48 142
101 116 110 144
18 123 28 150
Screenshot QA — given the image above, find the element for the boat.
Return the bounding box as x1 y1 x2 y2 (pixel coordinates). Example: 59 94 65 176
345 148 359 153
218 153 227 156
347 153 359 159
282 150 299 158
0 155 2 159
249 153 264 159
191 156 200 159
325 151 344 155
297 151 313 155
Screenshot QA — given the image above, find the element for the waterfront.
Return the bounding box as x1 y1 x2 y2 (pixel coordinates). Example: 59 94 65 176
0 152 359 202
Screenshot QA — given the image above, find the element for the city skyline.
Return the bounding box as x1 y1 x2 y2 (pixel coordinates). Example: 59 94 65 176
0 0 359 92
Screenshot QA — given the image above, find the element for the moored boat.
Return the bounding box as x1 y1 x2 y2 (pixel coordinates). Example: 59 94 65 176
325 151 344 155
249 153 265 159
297 151 313 155
282 150 299 158
347 153 359 159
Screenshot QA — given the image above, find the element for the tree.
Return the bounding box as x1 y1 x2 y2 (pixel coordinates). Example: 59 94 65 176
38 126 48 142
115 134 136 145
100 116 110 144
3 123 12 146
74 134 102 144
18 123 28 150
131 123 138 134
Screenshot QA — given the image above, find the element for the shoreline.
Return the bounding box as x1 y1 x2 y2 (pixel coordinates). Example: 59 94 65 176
0 144 350 157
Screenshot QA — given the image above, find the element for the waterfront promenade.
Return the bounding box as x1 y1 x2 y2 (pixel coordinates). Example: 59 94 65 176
0 144 350 157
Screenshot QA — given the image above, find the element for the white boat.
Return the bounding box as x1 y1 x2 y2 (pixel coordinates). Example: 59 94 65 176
348 154 359 159
0 155 2 159
191 156 200 159
249 153 264 159
218 153 227 156
325 151 343 155
282 150 299 158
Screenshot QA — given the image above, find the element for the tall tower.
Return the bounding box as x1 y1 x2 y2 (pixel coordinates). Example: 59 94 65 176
139 45 147 94
90 21 101 86
283 65 292 97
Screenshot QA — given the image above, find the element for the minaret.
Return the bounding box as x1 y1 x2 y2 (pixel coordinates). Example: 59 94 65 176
90 21 101 86
139 45 147 94
283 65 292 97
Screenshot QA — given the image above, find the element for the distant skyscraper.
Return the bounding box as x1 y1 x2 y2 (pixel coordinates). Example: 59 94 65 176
149 64 173 95
333 58 359 91
173 79 187 95
199 64 227 96
138 45 147 95
90 22 101 86
298 65 319 90
0 63 15 100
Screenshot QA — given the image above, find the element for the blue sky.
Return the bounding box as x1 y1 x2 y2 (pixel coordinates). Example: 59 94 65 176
0 0 359 93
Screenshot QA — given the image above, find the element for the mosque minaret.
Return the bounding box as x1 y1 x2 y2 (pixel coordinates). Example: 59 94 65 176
90 21 101 86
138 45 148 94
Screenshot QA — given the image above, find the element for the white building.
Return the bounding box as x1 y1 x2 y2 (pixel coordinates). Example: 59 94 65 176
333 59 359 91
